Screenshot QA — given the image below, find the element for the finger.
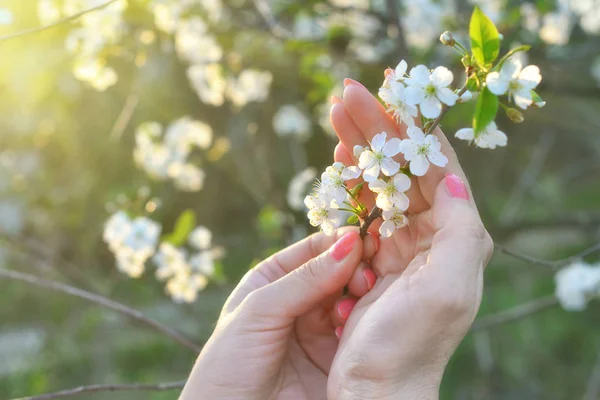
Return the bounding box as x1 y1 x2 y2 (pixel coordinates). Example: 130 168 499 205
347 262 377 298
330 295 358 327
224 227 358 313
242 231 363 321
429 174 492 283
342 81 429 212
362 232 379 261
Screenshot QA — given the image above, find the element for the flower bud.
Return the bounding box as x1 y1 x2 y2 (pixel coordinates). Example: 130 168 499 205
353 145 365 158
506 108 524 123
332 161 345 172
457 90 473 103
439 31 455 46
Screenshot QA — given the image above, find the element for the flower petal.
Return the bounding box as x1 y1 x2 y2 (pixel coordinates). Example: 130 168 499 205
368 179 387 193
393 173 411 192
404 86 425 105
362 163 380 182
395 60 408 78
423 134 442 151
427 149 448 167
379 220 395 238
430 66 453 88
406 126 425 143
501 58 521 79
398 139 418 160
371 132 387 152
382 137 402 157
514 92 533 109
409 154 430 176
419 95 442 119
358 150 375 169
408 65 430 86
380 158 400 176
455 127 475 141
376 193 394 211
341 166 361 180
392 192 410 211
437 87 458 106
486 72 509 95
519 65 542 89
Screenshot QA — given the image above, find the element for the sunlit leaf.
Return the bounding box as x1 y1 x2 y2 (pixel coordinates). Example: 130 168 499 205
162 209 196 246
469 6 500 66
473 87 498 135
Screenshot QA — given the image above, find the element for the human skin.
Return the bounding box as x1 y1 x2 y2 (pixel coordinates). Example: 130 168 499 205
180 79 493 400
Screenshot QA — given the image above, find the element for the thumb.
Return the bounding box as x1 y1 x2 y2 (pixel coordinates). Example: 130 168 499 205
242 231 362 322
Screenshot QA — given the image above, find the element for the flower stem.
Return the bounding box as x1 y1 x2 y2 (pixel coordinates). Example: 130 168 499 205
359 206 383 239
424 81 469 136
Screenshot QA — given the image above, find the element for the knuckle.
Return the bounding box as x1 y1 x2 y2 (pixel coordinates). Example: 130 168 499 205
425 285 474 320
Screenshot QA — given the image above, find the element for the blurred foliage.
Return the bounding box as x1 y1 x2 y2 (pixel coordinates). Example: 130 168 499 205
0 0 599 399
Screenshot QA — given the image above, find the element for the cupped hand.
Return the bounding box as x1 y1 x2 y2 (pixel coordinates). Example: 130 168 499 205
181 228 378 400
326 80 494 400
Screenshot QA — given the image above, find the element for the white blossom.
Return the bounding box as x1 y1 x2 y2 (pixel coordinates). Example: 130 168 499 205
103 210 131 251
165 117 213 152
115 248 147 278
187 63 226 106
485 58 542 110
121 217 161 256
153 243 189 280
166 272 208 303
273 105 312 141
318 162 361 205
175 17 222 65
168 163 206 192
358 132 402 182
189 251 216 275
401 0 455 50
353 145 365 158
368 173 411 212
404 65 458 119
304 194 343 236
226 69 273 107
379 206 409 238
189 226 212 250
555 261 600 311
378 79 418 127
287 167 317 211
539 10 573 45
72 58 118 91
457 90 473 103
399 126 448 176
455 122 507 149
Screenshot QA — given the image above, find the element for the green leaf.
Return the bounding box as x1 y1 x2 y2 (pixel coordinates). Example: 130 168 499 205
530 90 546 108
466 76 479 92
469 6 500 66
162 209 196 246
472 87 498 135
347 214 359 225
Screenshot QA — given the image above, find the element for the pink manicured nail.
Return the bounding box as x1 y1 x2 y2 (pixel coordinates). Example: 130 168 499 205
331 232 357 262
330 95 343 104
335 326 343 339
343 78 365 88
445 173 469 200
337 298 357 320
363 269 377 291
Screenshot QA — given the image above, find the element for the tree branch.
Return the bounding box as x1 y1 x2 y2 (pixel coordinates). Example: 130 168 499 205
11 380 185 400
250 0 291 39
471 295 558 332
359 206 383 239
0 0 119 43
0 268 202 352
494 242 600 270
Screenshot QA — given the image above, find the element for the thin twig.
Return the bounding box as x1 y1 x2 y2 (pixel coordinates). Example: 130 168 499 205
0 268 202 352
251 0 290 39
359 206 382 239
471 295 558 332
11 380 185 400
109 92 139 142
495 242 600 270
0 0 119 43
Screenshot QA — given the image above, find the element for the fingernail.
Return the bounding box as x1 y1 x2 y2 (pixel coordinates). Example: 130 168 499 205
331 232 357 262
330 95 343 104
445 173 469 200
335 326 343 339
363 268 377 291
343 78 365 88
337 298 357 320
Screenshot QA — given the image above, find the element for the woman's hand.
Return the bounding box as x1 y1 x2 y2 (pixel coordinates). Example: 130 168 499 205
180 228 378 400
326 80 494 399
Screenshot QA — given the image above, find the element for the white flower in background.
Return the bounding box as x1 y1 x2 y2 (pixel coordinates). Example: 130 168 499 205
165 117 213 152
115 248 147 278
592 56 600 87
539 10 573 45
579 5 600 35
318 162 361 205
555 261 600 311
72 58 118 91
166 272 208 303
304 194 343 235
379 79 418 127
189 251 216 275
455 122 507 149
273 105 312 141
153 243 189 280
486 58 542 110
401 0 455 50
149 1 187 33
189 226 212 250
520 3 540 33
187 63 227 106
358 132 402 182
175 17 222 64
368 173 411 212
404 65 458 119
121 217 161 257
226 69 273 107
37 0 61 25
103 210 131 251
379 206 409 238
287 167 317 211
134 143 180 180
168 163 206 192
0 7 13 25
399 126 448 176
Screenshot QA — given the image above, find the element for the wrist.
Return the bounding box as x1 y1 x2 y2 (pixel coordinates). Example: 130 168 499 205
334 372 442 400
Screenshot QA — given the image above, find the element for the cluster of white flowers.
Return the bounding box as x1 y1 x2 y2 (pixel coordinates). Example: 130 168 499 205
486 58 542 110
304 131 441 238
103 211 222 303
273 105 312 141
555 261 600 311
38 0 127 91
134 117 212 192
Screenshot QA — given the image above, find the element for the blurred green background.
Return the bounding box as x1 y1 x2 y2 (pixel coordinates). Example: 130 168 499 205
0 0 599 399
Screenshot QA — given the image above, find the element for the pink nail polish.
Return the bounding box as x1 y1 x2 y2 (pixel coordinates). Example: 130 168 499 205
445 173 469 200
331 232 357 262
343 78 365 89
337 298 357 320
335 326 343 339
363 269 377 291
